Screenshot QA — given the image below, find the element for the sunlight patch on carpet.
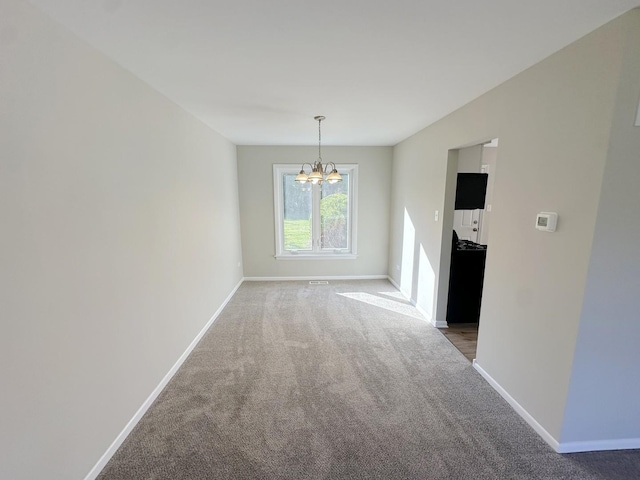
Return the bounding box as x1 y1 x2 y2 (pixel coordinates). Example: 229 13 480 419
337 292 426 320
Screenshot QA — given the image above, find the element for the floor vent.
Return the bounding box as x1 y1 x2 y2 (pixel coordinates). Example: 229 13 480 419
309 280 329 285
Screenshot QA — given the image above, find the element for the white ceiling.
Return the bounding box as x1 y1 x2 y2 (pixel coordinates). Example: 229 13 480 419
28 0 640 146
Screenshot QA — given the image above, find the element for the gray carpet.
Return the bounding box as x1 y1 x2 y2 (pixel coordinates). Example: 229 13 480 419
97 280 640 479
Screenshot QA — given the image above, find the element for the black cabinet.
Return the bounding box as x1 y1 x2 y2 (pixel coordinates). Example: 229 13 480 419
446 245 486 324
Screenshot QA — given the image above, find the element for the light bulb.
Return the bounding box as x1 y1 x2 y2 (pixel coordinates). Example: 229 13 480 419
295 170 308 183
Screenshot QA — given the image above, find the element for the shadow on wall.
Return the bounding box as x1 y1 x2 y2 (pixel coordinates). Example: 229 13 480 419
400 208 436 322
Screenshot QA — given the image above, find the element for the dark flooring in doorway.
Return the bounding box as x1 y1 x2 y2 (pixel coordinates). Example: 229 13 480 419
438 323 478 362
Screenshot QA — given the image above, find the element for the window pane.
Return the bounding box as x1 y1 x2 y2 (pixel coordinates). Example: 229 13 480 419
320 174 349 249
283 174 312 250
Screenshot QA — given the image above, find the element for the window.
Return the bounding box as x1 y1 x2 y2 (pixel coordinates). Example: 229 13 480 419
273 164 358 259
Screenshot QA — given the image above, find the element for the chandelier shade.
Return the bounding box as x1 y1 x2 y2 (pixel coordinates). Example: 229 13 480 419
295 116 342 185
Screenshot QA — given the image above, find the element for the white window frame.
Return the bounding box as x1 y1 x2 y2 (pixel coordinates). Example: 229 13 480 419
273 164 358 260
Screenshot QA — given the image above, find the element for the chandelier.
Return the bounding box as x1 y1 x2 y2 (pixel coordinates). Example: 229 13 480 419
295 116 342 185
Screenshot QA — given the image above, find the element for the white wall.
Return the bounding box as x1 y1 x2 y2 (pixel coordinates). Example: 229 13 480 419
561 10 640 446
237 146 392 278
389 10 633 445
0 1 243 478
457 144 482 173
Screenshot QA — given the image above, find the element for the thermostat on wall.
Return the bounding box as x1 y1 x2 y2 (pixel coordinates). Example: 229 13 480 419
536 212 558 232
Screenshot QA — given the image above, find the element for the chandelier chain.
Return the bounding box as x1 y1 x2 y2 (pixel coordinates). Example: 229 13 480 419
318 117 322 161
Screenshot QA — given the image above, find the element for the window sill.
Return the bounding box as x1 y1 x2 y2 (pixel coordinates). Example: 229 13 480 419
275 253 358 260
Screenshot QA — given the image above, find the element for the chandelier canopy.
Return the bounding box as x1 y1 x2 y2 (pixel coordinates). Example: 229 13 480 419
295 116 342 185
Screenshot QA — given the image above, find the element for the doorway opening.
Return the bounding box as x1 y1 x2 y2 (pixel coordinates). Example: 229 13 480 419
438 138 498 361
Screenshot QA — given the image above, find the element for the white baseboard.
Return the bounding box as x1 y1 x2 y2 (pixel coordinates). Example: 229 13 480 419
472 360 561 452
387 276 413 302
386 276 401 291
473 360 640 453
431 319 449 328
387 277 442 326
413 302 433 323
413 304 446 328
556 437 640 453
83 278 244 480
243 275 388 281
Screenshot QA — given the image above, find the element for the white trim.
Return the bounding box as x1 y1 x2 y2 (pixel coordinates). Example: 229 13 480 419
430 319 449 328
274 254 357 260
473 361 640 453
243 275 388 281
412 300 445 326
83 278 244 480
273 166 286 255
387 276 401 292
413 302 431 322
556 437 640 453
349 165 359 255
386 276 444 326
473 360 561 452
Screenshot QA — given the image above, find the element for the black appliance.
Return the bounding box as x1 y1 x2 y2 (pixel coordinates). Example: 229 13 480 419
454 173 488 210
446 231 487 324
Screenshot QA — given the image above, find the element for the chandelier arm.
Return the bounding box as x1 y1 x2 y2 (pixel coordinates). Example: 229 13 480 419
299 162 314 172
